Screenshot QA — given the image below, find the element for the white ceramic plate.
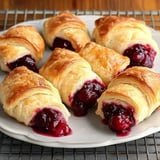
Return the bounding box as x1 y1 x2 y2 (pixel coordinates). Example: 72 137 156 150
0 15 160 148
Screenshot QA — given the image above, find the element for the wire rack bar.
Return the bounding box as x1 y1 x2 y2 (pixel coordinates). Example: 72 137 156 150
0 9 160 160
0 133 160 159
0 10 160 31
0 9 160 15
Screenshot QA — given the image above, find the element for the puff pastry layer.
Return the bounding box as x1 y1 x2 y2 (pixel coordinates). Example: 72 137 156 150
96 66 160 135
93 15 159 68
79 42 130 86
0 25 45 72
0 66 71 137
40 48 106 116
43 10 90 52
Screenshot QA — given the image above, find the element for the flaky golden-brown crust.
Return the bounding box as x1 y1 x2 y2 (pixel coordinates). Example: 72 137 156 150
93 15 159 55
0 66 70 125
96 66 160 124
40 48 104 107
43 10 90 52
93 16 144 40
0 25 45 71
79 42 130 85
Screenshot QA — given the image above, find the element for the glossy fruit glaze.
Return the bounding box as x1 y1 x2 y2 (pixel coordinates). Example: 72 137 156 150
7 55 38 73
30 108 72 137
71 80 106 117
102 103 135 136
52 37 75 51
123 44 157 68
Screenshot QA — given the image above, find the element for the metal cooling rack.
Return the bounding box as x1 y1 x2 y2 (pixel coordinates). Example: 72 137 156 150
0 10 160 160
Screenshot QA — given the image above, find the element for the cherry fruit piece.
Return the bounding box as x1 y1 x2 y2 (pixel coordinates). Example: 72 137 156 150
71 80 105 117
123 44 156 68
52 37 75 51
102 103 135 135
31 108 72 137
7 55 38 72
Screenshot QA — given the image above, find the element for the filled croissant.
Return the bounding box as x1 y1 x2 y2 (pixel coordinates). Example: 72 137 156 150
0 25 45 72
79 42 130 86
43 10 90 52
93 15 159 68
96 66 160 135
40 48 106 116
0 66 71 137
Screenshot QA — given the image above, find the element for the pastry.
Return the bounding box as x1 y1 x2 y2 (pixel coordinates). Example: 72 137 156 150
93 15 159 68
43 10 90 52
0 66 71 137
79 42 130 86
40 48 106 116
0 25 45 72
96 66 160 135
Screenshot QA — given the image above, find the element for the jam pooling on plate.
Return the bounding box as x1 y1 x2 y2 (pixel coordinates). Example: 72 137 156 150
52 37 75 51
71 80 106 117
31 108 72 137
7 55 38 73
102 103 135 136
123 44 157 68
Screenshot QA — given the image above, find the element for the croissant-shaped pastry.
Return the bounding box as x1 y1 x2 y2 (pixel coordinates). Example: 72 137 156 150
96 66 160 135
43 10 90 52
40 48 106 116
0 25 45 72
0 66 71 137
93 15 159 68
79 42 130 86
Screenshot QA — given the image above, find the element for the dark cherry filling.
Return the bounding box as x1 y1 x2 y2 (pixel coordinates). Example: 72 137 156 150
123 44 157 68
30 108 72 137
52 37 75 51
71 80 106 117
7 55 38 73
102 103 135 136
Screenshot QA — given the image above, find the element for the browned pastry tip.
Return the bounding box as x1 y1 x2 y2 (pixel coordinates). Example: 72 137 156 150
94 15 145 39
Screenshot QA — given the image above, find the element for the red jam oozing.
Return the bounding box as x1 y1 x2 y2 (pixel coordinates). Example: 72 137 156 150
123 44 157 68
71 80 106 117
30 108 72 137
102 103 135 136
52 37 75 51
7 55 39 73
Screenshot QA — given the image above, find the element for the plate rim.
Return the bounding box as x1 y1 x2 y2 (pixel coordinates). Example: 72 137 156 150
0 15 160 148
